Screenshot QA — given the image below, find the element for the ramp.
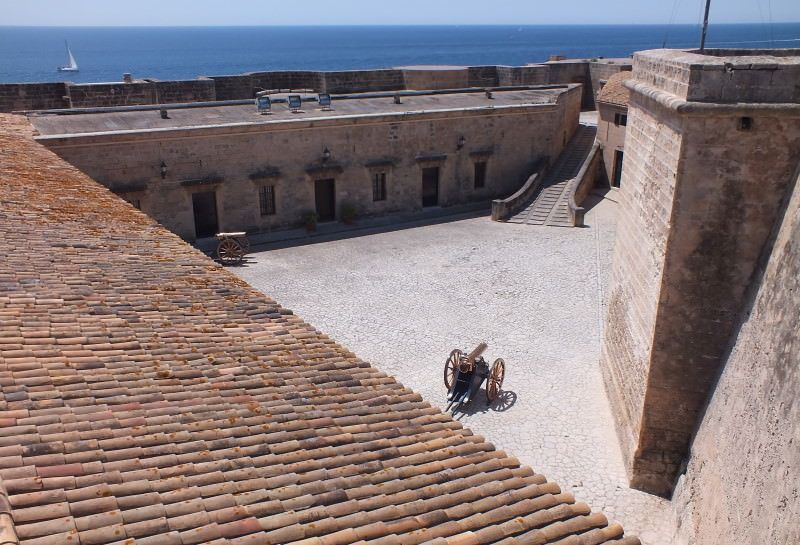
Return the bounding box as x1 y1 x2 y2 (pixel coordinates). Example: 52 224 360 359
507 124 597 227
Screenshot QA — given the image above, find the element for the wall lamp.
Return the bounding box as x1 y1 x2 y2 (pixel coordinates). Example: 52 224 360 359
457 136 466 151
322 147 331 162
160 161 168 179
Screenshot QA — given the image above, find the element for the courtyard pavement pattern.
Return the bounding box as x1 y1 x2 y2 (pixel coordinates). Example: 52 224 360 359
234 192 673 545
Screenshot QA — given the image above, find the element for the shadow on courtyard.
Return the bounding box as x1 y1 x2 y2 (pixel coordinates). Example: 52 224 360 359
582 187 618 215
252 208 491 253
201 206 491 261
453 389 518 419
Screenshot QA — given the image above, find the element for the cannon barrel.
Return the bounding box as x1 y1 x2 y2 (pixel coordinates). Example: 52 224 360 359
466 342 488 363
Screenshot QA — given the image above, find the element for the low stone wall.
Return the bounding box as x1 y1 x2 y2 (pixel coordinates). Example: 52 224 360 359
65 80 217 108
498 66 550 87
567 141 601 227
467 66 500 88
401 68 470 90
491 161 547 221
154 79 216 104
0 82 68 112
323 70 405 93
0 59 630 113
208 74 253 101
251 71 324 94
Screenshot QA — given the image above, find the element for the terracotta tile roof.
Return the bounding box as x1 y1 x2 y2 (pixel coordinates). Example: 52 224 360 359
596 71 634 108
0 113 640 545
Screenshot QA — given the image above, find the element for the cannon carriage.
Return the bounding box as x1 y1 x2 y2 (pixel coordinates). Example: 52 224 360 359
215 232 250 266
443 342 505 413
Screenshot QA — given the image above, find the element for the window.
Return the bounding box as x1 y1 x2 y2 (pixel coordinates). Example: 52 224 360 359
126 198 141 210
259 185 276 216
614 113 628 127
372 172 387 202
473 161 487 189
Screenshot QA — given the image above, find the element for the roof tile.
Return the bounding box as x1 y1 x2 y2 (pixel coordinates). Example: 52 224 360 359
597 71 634 108
0 113 639 545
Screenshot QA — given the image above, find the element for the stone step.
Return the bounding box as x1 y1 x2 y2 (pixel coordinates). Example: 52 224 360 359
505 123 597 227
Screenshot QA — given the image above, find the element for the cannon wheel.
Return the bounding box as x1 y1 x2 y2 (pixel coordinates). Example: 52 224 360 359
444 349 462 390
217 238 243 266
486 358 505 402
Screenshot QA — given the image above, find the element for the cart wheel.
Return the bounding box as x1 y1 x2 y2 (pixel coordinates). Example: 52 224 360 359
217 238 243 266
486 358 505 402
444 349 462 390
237 236 251 255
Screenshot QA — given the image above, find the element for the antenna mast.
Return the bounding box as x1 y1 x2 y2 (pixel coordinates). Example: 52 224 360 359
699 0 712 52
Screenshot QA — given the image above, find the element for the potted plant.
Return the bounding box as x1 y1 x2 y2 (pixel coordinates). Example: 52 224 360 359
303 211 318 232
340 202 357 225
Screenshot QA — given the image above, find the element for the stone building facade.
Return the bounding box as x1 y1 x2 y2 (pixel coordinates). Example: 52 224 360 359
595 71 634 187
31 86 581 241
600 46 800 514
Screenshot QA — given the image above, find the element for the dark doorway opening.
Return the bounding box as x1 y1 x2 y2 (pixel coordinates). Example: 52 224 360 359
192 191 219 239
315 178 336 222
613 150 624 188
422 167 439 207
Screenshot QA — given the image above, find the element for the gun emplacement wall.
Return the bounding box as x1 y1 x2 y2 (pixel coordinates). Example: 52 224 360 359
601 48 800 498
0 59 629 112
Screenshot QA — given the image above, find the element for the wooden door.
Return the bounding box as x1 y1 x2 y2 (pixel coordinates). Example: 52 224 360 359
192 191 219 239
613 150 624 188
422 167 439 207
315 178 336 222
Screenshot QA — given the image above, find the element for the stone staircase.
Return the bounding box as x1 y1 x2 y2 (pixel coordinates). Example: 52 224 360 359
507 124 597 227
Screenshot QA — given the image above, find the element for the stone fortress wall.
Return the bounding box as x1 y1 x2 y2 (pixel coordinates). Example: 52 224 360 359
671 163 800 545
0 58 629 113
599 47 800 543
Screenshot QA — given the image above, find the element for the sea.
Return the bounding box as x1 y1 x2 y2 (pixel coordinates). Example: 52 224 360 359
1 24 799 84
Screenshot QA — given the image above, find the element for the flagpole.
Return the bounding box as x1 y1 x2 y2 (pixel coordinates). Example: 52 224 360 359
700 0 712 52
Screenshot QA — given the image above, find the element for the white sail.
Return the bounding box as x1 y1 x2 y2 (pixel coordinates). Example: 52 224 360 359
58 41 79 72
66 47 78 70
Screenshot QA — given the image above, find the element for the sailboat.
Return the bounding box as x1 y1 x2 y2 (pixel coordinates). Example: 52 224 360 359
58 41 79 72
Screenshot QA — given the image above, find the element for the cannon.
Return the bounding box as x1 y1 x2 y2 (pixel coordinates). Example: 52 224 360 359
443 342 505 413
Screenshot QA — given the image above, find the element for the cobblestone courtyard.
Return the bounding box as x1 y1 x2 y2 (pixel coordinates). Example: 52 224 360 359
234 192 673 545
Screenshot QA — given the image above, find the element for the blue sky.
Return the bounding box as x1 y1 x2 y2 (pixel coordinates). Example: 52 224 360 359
2 0 798 26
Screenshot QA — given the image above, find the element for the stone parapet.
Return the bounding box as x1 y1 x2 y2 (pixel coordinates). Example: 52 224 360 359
1 58 630 113
632 48 800 103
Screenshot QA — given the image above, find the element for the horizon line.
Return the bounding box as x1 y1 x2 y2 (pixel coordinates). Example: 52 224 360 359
3 21 800 28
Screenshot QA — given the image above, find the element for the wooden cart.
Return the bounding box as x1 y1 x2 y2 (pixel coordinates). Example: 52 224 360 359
215 232 250 266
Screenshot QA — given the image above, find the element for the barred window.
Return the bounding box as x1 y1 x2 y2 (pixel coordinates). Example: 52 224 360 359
259 185 276 216
614 113 628 127
473 161 487 189
372 172 387 202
